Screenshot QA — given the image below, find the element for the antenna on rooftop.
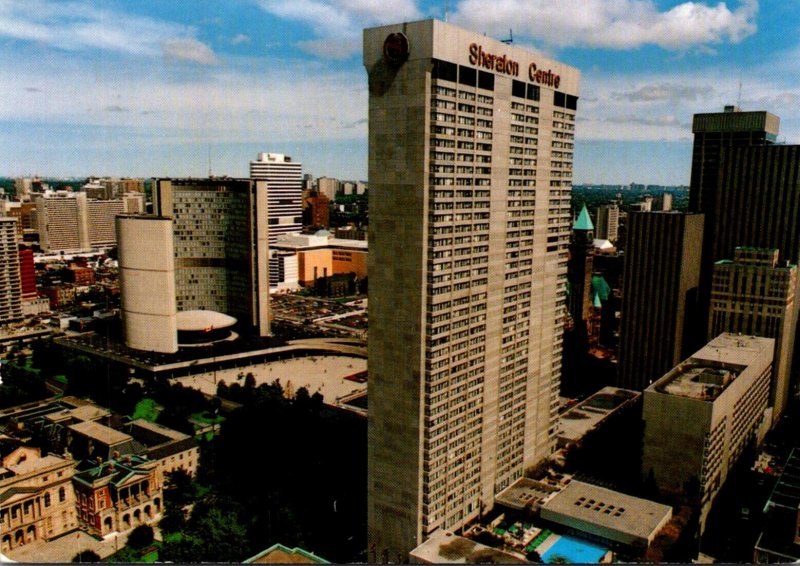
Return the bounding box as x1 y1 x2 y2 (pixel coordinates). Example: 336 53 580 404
208 144 213 178
501 29 513 44
737 69 743 109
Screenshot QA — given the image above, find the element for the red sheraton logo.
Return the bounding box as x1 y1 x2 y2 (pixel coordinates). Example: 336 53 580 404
468 43 561 89
469 43 519 76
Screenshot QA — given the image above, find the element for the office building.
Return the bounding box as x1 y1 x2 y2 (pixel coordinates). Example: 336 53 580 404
316 177 339 201
642 333 773 530
150 178 270 338
272 231 367 288
595 204 619 243
365 19 579 557
34 191 90 253
117 215 178 353
709 247 798 421
87 199 125 248
18 248 36 301
35 191 142 252
690 106 780 333
249 153 303 244
617 212 704 390
0 218 23 324
712 144 800 265
689 106 779 216
250 153 303 288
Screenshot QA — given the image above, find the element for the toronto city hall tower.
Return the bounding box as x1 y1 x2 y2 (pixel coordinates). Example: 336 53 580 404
364 20 580 558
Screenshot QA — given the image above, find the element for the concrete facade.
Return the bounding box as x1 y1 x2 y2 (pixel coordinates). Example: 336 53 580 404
365 19 579 557
152 178 271 337
0 218 22 324
0 448 78 553
642 333 774 530
117 215 178 353
617 212 705 390
710 247 798 421
540 480 672 549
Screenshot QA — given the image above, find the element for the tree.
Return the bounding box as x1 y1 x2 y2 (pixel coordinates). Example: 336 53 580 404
159 501 250 563
164 469 194 506
72 550 101 563
126 524 154 550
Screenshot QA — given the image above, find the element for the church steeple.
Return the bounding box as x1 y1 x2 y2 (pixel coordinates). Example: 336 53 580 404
573 203 594 232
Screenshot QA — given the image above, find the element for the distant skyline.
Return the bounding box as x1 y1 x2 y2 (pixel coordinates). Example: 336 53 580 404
1 1 796 184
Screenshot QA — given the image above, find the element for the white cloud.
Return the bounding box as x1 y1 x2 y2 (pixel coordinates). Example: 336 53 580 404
162 38 218 65
614 83 714 102
296 37 361 59
0 0 210 59
231 33 251 45
255 0 422 41
449 0 757 50
0 52 367 145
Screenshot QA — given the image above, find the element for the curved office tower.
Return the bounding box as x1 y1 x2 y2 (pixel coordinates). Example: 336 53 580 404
117 215 178 353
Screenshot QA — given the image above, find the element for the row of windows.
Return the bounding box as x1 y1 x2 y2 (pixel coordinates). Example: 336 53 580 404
432 59 496 91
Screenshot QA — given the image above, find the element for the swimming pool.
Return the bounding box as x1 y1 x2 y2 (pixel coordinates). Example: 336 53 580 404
540 534 608 564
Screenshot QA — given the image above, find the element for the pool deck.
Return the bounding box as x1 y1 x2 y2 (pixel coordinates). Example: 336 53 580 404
534 533 561 556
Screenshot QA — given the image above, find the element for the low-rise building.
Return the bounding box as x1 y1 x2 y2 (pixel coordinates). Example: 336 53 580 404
0 442 78 553
71 454 162 537
643 333 774 530
272 231 367 289
540 480 673 550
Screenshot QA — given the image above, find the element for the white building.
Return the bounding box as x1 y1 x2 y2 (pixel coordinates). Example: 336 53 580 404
642 332 774 531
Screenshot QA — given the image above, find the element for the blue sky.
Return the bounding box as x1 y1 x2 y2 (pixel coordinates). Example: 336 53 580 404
0 0 795 184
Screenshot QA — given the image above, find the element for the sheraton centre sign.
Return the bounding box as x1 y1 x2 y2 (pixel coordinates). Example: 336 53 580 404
468 43 560 89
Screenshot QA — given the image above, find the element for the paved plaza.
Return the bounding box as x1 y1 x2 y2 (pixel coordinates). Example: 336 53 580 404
173 354 367 403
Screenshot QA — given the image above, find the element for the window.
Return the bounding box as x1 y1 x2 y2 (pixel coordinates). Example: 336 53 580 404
458 65 477 87
59 487 66 503
432 59 457 82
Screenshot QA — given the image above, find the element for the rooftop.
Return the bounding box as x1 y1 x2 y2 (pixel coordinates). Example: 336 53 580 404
652 333 774 401
495 477 560 512
244 543 328 564
410 530 526 564
541 480 672 545
557 387 640 446
69 420 132 446
176 310 237 332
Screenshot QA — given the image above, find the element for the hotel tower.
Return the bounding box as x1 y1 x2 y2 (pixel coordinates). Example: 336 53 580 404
364 19 580 559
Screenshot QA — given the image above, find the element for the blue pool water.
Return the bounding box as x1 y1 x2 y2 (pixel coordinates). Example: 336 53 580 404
540 535 608 564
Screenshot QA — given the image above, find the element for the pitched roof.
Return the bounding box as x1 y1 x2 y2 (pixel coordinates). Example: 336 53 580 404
573 204 594 231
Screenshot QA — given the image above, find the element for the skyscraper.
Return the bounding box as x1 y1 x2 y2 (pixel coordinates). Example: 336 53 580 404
690 107 780 337
249 153 303 288
712 144 800 265
151 178 270 338
0 218 22 323
365 19 580 558
689 106 779 216
710 247 798 421
249 153 303 243
617 212 704 390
